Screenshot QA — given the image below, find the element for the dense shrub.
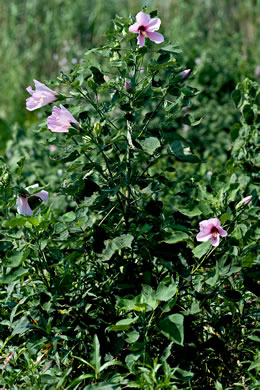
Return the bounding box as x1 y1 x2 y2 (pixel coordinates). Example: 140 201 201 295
0 6 259 390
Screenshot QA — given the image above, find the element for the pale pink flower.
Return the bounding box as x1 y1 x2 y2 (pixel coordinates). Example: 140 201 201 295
254 65 260 77
206 171 213 180
129 11 164 48
49 145 57 152
17 184 48 216
125 81 132 90
241 195 252 205
47 105 79 133
26 80 57 111
196 218 227 247
179 69 192 80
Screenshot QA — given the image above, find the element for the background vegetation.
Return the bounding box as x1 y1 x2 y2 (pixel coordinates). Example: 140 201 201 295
0 0 259 389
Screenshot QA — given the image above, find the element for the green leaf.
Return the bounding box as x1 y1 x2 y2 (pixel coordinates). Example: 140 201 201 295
156 281 177 301
173 367 194 382
169 140 200 163
101 234 134 261
162 231 189 244
0 267 29 284
4 249 30 268
83 383 116 390
157 53 171 64
27 216 41 226
215 380 224 390
65 374 94 389
198 202 212 216
177 204 202 217
11 317 31 336
109 317 137 331
90 334 101 374
100 360 124 372
90 66 105 85
243 104 254 125
170 224 190 232
150 10 158 18
159 44 182 55
206 262 219 286
230 123 240 141
161 342 173 362
192 241 211 259
16 157 25 176
141 284 157 310
125 352 143 371
159 314 184 345
140 137 160 155
50 144 79 162
62 211 76 222
248 357 260 371
4 217 26 227
124 331 140 344
231 89 241 106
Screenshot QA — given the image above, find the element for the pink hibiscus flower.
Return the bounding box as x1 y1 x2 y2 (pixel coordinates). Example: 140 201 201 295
17 184 48 216
47 105 79 133
129 11 164 48
196 218 228 247
26 80 57 111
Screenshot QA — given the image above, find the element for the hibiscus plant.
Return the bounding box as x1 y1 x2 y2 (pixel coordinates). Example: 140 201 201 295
0 9 259 389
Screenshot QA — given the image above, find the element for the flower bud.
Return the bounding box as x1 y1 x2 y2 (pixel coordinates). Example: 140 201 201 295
179 69 192 80
241 195 252 205
124 81 132 90
93 121 102 137
236 195 253 209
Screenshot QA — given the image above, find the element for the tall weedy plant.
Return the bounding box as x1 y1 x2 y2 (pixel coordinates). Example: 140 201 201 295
0 10 259 389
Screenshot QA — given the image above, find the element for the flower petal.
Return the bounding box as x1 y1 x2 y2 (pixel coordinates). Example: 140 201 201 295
137 33 145 47
198 220 214 234
129 22 140 33
26 93 57 111
26 81 57 111
33 79 55 93
218 227 228 237
136 11 151 26
210 235 220 246
17 197 33 216
60 105 79 125
31 190 49 202
146 17 161 31
146 31 164 44
26 86 33 95
196 232 212 242
26 184 39 191
47 105 77 133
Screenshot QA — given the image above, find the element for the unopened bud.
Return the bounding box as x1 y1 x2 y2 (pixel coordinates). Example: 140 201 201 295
93 121 101 136
236 195 253 209
124 81 132 90
241 195 252 205
179 69 192 80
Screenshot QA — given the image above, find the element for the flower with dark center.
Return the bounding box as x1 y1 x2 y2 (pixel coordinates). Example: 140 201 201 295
129 11 164 48
196 218 228 246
